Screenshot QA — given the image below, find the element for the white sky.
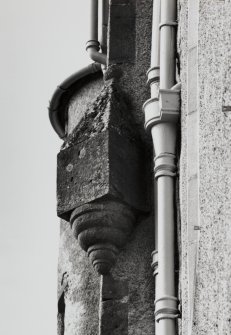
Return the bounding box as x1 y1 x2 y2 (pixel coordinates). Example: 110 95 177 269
0 1 90 334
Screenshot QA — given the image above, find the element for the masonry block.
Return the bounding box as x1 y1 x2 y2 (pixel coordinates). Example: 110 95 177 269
100 275 128 335
57 81 149 220
57 81 150 274
108 0 136 64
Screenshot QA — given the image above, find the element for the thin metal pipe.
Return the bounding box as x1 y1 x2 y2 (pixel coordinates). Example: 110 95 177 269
151 125 179 335
90 0 99 41
154 0 179 333
153 177 159 335
86 0 107 65
99 0 108 54
144 0 180 333
148 0 161 99
159 0 177 89
157 176 175 295
149 2 161 335
151 0 161 69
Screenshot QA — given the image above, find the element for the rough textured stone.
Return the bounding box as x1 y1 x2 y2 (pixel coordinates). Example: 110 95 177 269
70 201 135 275
57 133 109 220
57 81 149 220
106 0 153 142
99 275 128 335
58 220 99 335
56 0 231 334
112 216 155 335
58 215 155 335
192 1 231 334
57 0 157 334
57 276 68 335
177 1 188 333
178 1 231 334
68 74 103 134
108 0 136 64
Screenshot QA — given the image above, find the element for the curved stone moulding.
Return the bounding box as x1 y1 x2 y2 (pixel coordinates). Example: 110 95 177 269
70 200 136 275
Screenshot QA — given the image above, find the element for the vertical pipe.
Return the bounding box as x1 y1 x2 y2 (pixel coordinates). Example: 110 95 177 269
90 0 99 41
159 0 177 89
150 2 161 334
157 176 175 295
153 177 159 335
144 0 180 334
151 0 161 69
100 0 108 54
87 0 107 65
149 0 161 99
155 1 179 334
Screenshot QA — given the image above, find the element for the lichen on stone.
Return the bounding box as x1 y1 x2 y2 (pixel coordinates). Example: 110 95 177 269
62 80 140 150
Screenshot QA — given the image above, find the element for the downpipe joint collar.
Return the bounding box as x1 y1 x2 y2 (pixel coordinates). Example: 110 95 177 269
147 66 160 86
155 295 180 322
143 88 181 132
86 40 100 51
154 153 177 178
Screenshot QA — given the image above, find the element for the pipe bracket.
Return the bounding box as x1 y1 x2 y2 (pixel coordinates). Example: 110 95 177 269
154 153 177 178
155 295 180 322
151 250 158 277
159 21 178 29
147 66 160 86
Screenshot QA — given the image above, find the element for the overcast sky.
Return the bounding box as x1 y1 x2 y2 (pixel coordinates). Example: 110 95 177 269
0 1 90 333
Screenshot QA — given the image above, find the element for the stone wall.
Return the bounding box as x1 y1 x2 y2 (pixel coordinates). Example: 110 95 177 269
57 0 231 334
57 1 156 334
178 0 231 334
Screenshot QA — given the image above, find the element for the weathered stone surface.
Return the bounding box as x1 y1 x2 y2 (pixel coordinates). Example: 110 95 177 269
58 220 100 335
70 201 135 274
68 74 103 134
57 0 155 333
58 216 155 335
106 0 153 138
57 132 109 220
57 275 68 335
100 300 128 335
112 216 155 335
177 1 189 333
56 1 231 334
108 0 136 64
178 1 231 334
191 2 231 334
99 275 128 335
57 81 149 220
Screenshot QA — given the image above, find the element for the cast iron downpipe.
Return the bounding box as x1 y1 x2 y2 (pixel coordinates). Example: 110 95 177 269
143 0 181 334
49 0 107 138
86 0 107 66
149 2 161 335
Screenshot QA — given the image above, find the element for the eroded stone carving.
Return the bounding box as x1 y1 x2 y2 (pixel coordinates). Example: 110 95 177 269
57 80 149 274
70 201 135 275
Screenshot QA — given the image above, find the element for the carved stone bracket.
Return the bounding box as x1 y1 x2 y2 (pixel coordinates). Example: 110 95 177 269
57 81 149 274
70 201 135 275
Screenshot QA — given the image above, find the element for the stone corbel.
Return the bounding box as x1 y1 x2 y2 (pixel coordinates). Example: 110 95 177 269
57 81 149 275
